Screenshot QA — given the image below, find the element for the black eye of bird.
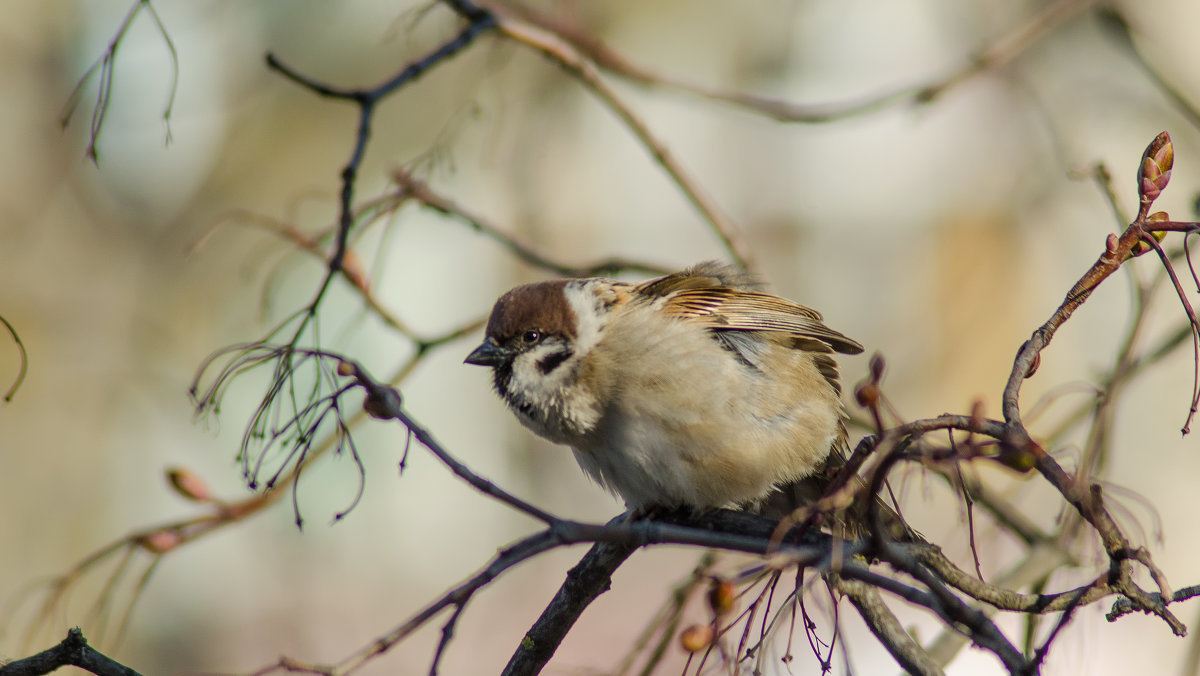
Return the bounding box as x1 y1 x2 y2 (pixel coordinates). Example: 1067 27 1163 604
521 330 542 344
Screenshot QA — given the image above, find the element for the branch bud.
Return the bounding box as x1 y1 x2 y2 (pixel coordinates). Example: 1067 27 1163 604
166 467 213 503
854 381 879 408
969 399 985 428
869 353 886 381
1132 212 1170 256
707 578 736 617
1138 131 1173 203
1024 353 1040 379
341 249 371 292
994 443 1036 473
363 385 402 420
680 624 714 652
140 530 181 554
1105 233 1120 257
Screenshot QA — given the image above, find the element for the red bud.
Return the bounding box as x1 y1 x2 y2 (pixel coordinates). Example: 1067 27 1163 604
854 382 879 408
166 467 213 503
1138 132 1174 202
140 530 181 554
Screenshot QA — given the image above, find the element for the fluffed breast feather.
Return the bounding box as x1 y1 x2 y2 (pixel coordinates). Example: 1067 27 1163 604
575 294 848 508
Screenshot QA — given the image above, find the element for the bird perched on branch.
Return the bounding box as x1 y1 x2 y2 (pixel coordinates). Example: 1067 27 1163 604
466 261 878 526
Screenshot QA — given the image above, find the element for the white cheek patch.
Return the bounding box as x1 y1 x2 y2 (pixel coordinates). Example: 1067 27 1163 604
508 342 600 436
563 282 608 356
512 344 568 390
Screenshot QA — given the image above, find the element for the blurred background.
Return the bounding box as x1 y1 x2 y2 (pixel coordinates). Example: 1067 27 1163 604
2 0 1199 673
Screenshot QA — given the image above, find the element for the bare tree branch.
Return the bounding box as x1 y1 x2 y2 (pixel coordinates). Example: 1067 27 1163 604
834 576 945 676
0 628 141 676
502 538 638 676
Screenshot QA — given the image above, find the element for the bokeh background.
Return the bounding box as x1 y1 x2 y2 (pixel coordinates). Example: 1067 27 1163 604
2 1 1199 674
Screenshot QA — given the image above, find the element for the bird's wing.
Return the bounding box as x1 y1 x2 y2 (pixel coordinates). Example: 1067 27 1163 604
665 288 863 355
635 266 864 356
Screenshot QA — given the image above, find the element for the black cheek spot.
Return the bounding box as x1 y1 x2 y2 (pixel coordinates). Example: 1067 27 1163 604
537 349 573 375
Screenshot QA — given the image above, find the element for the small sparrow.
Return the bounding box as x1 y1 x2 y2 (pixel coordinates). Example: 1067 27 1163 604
465 262 864 513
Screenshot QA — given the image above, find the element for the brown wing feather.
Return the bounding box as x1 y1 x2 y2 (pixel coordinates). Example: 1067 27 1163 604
632 262 864 356
648 286 864 356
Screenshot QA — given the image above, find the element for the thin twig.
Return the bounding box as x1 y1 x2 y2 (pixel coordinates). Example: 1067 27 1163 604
391 170 670 278
469 3 757 271
503 0 1095 124
0 313 28 401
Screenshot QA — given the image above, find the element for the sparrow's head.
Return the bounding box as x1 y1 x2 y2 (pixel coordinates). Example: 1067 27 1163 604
466 278 618 439
466 280 575 397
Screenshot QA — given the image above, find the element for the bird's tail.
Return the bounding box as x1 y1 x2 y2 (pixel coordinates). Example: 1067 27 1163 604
755 442 920 543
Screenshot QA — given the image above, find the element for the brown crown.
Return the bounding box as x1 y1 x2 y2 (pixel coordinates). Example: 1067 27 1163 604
485 280 576 342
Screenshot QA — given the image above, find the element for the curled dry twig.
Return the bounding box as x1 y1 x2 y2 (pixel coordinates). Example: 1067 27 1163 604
0 313 27 402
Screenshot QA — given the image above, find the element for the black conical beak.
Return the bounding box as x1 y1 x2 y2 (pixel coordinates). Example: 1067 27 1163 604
465 337 509 367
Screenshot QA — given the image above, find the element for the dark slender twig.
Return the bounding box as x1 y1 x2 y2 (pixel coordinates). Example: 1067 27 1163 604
390 170 670 278
0 313 27 401
1095 8 1200 130
190 9 504 508
1140 233 1200 433
349 361 558 524
330 530 562 675
0 627 141 676
184 7 505 537
264 10 496 286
